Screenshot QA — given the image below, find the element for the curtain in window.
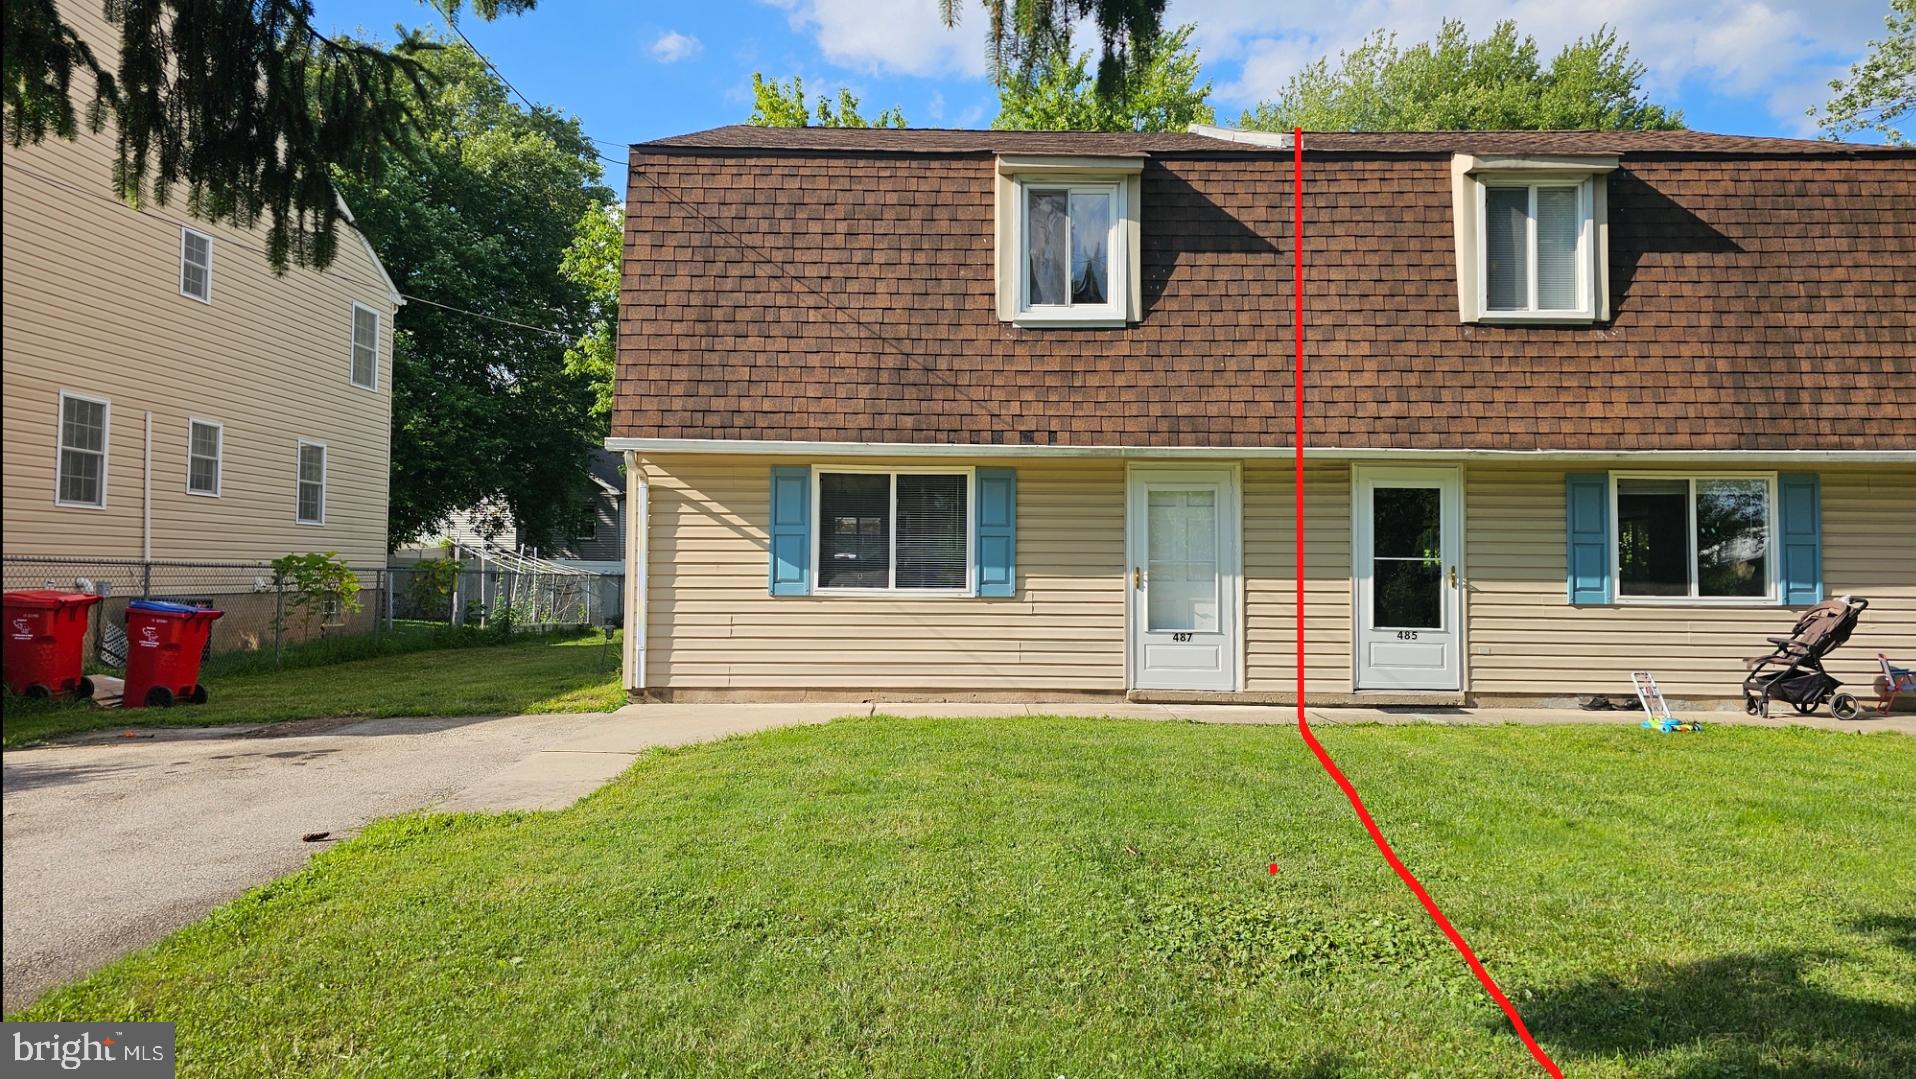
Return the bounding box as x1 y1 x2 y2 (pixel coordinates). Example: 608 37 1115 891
1026 190 1069 305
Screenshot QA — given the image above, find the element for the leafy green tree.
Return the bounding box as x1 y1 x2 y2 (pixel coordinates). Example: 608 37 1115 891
748 74 905 128
561 204 622 428
1815 0 1914 144
3 0 535 271
994 24 1213 131
1240 20 1683 132
939 0 1166 94
334 39 610 548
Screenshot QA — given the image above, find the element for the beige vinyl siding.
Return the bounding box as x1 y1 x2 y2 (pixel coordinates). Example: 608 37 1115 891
1244 461 1355 694
641 455 1125 692
635 455 1909 704
0 1 395 566
1465 464 1916 701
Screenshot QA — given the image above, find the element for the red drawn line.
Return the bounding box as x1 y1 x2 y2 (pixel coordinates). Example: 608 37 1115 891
1289 128 1564 1079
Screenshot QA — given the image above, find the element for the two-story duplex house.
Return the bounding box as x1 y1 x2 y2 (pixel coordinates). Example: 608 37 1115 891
1 2 400 572
608 125 1914 708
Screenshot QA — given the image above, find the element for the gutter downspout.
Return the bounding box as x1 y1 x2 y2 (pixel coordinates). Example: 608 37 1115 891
142 411 153 561
622 451 649 695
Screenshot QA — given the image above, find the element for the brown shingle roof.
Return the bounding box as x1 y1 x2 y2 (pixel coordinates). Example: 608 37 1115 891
637 126 1249 155
638 124 1903 157
614 136 1916 453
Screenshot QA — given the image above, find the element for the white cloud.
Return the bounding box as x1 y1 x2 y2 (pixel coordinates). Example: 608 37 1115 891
762 0 989 77
1163 0 1886 129
649 30 703 63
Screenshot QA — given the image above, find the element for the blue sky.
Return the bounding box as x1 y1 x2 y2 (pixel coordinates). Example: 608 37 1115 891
311 0 1897 149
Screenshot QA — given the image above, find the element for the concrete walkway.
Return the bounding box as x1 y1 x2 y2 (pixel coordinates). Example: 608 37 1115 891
434 700 1913 813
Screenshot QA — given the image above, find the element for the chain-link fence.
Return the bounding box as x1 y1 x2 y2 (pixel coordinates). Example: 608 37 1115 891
4 556 622 671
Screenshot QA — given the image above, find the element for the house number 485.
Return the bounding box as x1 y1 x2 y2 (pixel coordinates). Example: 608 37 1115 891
1396 631 1419 641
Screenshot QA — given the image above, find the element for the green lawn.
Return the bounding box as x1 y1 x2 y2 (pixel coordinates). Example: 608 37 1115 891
0 630 624 747
14 718 1913 1077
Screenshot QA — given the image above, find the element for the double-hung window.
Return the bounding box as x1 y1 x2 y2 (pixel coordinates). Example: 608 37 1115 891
296 440 327 525
180 227 213 303
1017 181 1125 323
1613 474 1775 601
187 419 222 496
56 391 109 507
1479 178 1593 319
351 303 380 389
815 469 970 593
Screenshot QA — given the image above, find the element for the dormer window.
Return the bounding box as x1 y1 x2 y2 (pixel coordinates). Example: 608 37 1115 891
1450 154 1615 324
995 156 1141 327
1020 182 1122 318
1480 178 1593 318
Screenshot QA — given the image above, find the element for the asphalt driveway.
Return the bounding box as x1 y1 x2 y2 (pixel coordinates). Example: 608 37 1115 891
1 711 603 1012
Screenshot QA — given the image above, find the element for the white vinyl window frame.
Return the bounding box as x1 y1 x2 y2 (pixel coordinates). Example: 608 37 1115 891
295 438 328 526
185 417 223 498
1014 179 1127 325
1609 471 1780 606
811 464 976 597
54 390 111 509
350 302 380 391
1475 176 1594 321
180 226 213 303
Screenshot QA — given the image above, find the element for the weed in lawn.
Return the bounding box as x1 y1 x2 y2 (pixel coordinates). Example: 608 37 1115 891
1144 889 1447 980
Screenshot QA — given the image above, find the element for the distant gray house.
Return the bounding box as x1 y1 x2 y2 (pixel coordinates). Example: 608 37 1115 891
409 450 624 572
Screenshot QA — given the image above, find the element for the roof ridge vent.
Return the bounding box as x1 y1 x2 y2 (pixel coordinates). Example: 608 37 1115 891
1186 124 1293 149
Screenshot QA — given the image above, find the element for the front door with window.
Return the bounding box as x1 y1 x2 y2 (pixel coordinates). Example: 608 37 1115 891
1354 467 1462 691
1127 467 1240 691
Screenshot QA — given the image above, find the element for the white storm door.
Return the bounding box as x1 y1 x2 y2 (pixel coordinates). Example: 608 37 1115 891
1127 467 1240 691
1354 467 1462 691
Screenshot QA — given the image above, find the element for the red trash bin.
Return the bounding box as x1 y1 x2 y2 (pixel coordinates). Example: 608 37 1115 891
122 600 223 709
3 590 103 699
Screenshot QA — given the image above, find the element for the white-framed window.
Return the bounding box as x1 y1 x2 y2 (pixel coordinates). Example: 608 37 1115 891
1477 177 1593 319
186 418 222 497
55 390 110 508
295 439 327 525
813 466 972 594
1015 180 1126 323
180 227 213 303
1611 472 1777 603
350 302 380 389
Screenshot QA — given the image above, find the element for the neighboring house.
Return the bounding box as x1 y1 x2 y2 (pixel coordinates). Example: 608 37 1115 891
609 125 1915 707
1 3 400 571
407 450 625 572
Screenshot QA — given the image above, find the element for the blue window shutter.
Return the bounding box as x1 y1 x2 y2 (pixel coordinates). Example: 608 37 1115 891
1779 473 1823 605
975 468 1017 598
768 466 811 596
1565 473 1611 605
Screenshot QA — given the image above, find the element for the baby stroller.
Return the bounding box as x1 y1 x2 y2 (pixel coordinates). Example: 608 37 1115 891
1742 596 1868 720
